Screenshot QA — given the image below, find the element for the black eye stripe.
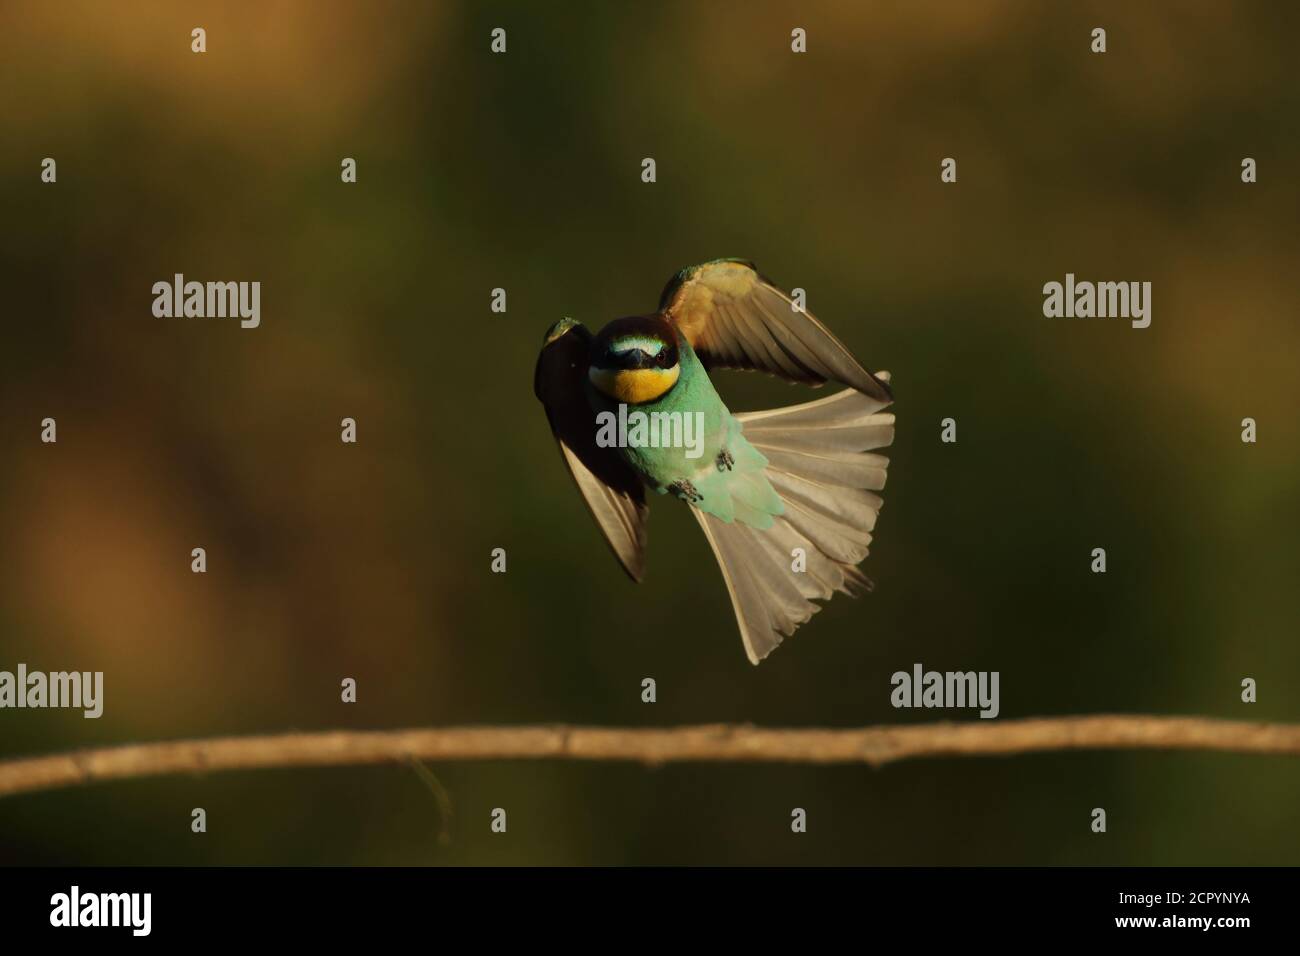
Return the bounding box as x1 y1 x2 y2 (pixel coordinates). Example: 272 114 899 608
598 344 677 370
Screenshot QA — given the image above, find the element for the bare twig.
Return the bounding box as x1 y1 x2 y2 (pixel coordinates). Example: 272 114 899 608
1 716 1296 799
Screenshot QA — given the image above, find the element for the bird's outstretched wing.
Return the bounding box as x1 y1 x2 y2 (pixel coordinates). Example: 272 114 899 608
534 321 649 582
658 258 893 402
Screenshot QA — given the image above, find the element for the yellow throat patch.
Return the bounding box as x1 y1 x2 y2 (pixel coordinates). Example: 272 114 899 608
589 365 680 404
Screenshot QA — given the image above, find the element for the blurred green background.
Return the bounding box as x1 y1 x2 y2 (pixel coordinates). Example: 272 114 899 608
1 0 1297 865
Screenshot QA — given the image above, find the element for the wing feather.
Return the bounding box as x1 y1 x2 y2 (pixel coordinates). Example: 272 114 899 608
659 258 892 401
534 322 649 582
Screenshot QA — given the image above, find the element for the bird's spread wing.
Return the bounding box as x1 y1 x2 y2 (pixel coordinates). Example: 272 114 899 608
658 258 893 402
534 322 649 582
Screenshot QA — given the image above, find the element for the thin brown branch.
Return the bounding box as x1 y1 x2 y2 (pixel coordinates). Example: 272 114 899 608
1 716 1297 799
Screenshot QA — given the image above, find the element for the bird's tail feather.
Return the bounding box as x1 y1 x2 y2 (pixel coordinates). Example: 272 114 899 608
691 376 894 664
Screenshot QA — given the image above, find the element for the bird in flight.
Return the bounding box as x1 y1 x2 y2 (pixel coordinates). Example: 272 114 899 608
534 258 895 664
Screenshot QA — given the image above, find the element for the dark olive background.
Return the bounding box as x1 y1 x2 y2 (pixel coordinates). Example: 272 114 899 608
1 1 1297 865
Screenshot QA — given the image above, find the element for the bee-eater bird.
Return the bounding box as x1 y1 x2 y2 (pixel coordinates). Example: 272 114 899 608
534 258 895 664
